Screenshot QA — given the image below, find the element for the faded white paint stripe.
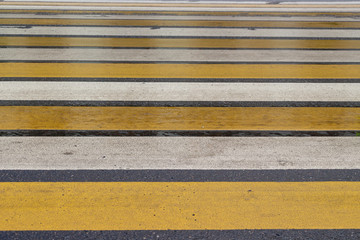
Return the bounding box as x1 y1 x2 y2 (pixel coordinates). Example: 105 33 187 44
0 137 359 170
1 82 359 102
1 26 359 38
3 0 360 5
1 49 360 62
3 1 360 5
2 5 360 12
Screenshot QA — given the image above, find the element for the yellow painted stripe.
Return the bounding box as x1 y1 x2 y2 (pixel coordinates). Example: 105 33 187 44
1 36 360 49
1 18 360 29
2 2 360 8
0 182 359 230
0 106 359 131
0 9 359 17
1 63 360 79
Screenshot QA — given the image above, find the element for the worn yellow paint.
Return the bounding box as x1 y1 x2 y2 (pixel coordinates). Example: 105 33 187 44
2 36 360 49
0 182 359 230
2 18 360 28
0 9 358 17
2 2 360 8
0 106 359 131
1 63 360 79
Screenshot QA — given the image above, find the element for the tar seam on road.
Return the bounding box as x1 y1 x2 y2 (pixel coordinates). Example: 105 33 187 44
0 169 359 182
2 77 360 83
0 100 359 107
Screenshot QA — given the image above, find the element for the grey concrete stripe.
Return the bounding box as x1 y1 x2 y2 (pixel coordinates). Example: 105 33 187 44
1 26 359 38
0 137 359 170
1 49 360 61
0 82 359 101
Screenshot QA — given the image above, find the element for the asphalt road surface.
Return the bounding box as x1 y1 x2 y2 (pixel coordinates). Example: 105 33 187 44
0 0 359 239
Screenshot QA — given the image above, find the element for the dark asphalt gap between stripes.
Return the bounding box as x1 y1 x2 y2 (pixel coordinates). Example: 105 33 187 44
2 60 360 64
0 101 359 107
1 9 360 17
3 24 360 30
2 77 360 83
0 24 360 30
2 35 360 40
4 46 360 50
3 18 360 23
1 169 360 182
0 130 358 137
0 230 359 240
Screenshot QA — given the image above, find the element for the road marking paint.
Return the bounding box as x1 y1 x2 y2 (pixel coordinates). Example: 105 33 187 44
0 106 359 130
2 27 359 38
2 37 360 50
2 18 360 29
2 14 360 21
2 49 360 62
0 182 359 230
2 2 360 8
1 63 360 79
1 5 360 12
0 137 359 169
0 82 359 101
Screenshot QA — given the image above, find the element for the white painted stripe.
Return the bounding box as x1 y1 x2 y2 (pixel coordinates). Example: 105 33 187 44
2 49 360 62
0 0 267 3
1 26 359 38
9 0 247 2
3 0 360 4
0 137 359 170
2 14 359 21
281 1 360 4
1 82 359 102
2 5 360 12
5 0 258 2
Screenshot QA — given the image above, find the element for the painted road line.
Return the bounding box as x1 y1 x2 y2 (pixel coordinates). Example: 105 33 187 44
0 182 359 230
0 137 359 169
2 27 359 38
0 106 359 130
1 9 360 17
2 37 360 50
2 14 360 22
3 2 360 8
2 49 360 62
1 82 359 101
1 169 360 181
2 18 360 29
1 62 360 79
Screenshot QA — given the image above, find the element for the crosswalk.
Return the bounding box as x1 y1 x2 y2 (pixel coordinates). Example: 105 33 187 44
0 0 359 239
